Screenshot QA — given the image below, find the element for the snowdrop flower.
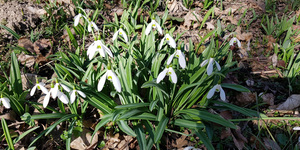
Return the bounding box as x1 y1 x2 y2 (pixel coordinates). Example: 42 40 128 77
229 37 241 48
207 84 226 101
70 88 86 104
0 95 10 109
159 33 176 49
52 82 70 98
145 19 162 35
157 66 177 84
87 40 113 60
200 58 221 76
30 81 48 96
98 67 121 93
293 127 300 130
87 21 99 32
74 13 87 26
42 82 70 108
113 28 128 42
183 146 202 150
167 49 186 69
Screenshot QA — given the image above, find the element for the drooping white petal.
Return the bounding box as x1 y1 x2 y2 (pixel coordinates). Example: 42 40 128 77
167 53 175 65
39 84 49 94
88 23 92 32
219 86 226 101
108 70 121 92
157 68 168 83
57 92 69 104
237 40 241 47
207 58 214 75
166 34 176 48
77 90 86 98
49 88 56 99
155 21 163 34
43 92 51 108
229 37 241 47
70 90 76 104
119 29 128 42
207 85 218 99
215 60 221 71
30 85 37 96
74 14 81 26
159 37 166 49
168 67 177 84
1 97 10 109
98 72 107 91
98 46 106 58
112 30 119 41
52 83 59 98
177 50 186 69
60 84 70 92
87 42 97 60
92 22 99 31
293 127 300 130
145 21 154 35
200 59 209 67
102 43 114 58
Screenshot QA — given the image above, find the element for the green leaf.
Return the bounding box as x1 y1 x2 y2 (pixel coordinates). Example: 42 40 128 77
10 52 23 95
65 25 78 49
221 83 250 92
134 124 147 150
118 109 143 120
115 103 150 109
128 113 157 121
194 129 215 150
118 120 137 137
173 119 205 129
175 109 237 129
149 100 158 111
91 114 112 142
1 118 15 150
154 115 168 143
20 113 35 126
66 121 75 150
45 114 78 136
0 24 20 39
13 126 40 143
142 81 168 96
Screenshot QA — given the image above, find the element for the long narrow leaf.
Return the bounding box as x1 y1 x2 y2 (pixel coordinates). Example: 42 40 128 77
1 118 15 150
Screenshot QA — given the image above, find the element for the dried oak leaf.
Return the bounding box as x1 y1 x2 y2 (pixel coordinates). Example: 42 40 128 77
182 11 203 29
18 37 35 54
260 93 275 106
33 39 52 55
70 128 98 149
235 92 256 106
17 53 35 68
276 94 300 110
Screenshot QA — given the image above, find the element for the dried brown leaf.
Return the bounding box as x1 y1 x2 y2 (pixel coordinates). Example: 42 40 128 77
17 53 35 68
33 39 52 55
235 92 256 106
70 128 98 149
183 11 203 29
263 137 281 150
276 94 300 110
18 37 35 54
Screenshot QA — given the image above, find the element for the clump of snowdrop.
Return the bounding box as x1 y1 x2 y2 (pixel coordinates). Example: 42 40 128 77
157 65 177 84
167 47 186 69
229 37 241 48
113 26 128 42
87 40 113 60
200 57 221 76
0 95 10 109
98 64 121 93
30 80 48 96
207 84 226 101
159 33 176 49
70 87 86 104
145 16 162 35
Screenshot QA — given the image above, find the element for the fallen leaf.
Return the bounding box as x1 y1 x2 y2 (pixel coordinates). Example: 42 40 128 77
235 92 256 106
206 22 215 30
33 39 52 55
167 0 188 13
260 93 275 106
26 6 46 16
18 37 35 54
70 128 98 149
0 110 16 121
17 53 35 68
183 11 203 29
263 137 281 150
245 79 254 86
232 126 247 150
276 94 300 110
172 130 189 148
271 54 278 68
220 110 232 120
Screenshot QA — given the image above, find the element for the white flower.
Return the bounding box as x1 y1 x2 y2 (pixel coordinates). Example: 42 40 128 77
113 28 128 42
87 40 113 60
70 89 86 104
157 66 177 84
30 82 48 96
74 13 87 26
87 21 99 32
159 34 176 49
0 97 10 109
98 70 121 92
167 50 186 69
229 37 241 47
42 82 70 108
183 146 202 150
57 91 69 104
293 127 300 130
200 58 221 76
52 83 70 98
145 19 162 35
207 84 226 101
